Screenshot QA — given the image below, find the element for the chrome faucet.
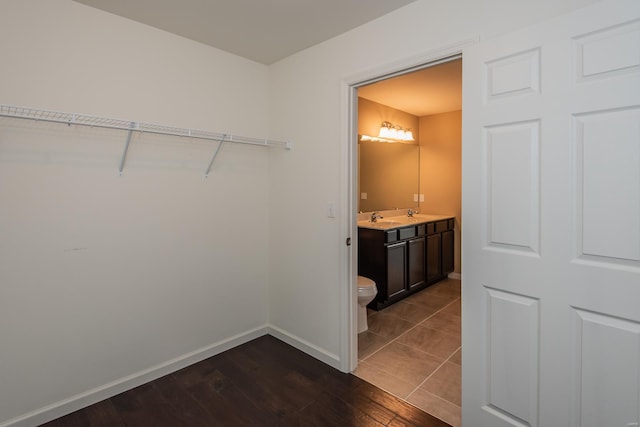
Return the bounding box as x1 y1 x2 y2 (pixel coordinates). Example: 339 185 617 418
407 208 418 217
370 212 384 222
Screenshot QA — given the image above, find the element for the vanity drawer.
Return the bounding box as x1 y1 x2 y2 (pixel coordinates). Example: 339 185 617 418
426 222 436 235
417 224 426 236
435 220 449 233
448 218 455 230
385 229 398 243
398 226 416 240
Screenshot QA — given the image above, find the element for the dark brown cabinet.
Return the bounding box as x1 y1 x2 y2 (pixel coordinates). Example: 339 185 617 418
386 242 407 298
426 233 442 283
442 229 454 275
407 237 426 290
358 217 455 310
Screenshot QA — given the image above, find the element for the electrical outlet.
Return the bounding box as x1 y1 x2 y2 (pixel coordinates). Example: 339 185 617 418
361 192 367 200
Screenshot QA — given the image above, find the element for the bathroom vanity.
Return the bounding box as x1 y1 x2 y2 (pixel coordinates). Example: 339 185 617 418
358 214 455 310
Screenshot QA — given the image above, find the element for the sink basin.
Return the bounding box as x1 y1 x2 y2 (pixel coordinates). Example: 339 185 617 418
371 220 402 226
403 216 431 223
385 214 444 224
357 219 403 229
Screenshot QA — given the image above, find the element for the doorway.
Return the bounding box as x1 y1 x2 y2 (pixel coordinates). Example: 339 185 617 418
350 55 462 427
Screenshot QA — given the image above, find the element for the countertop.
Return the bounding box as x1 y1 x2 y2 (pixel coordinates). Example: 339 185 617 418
357 213 454 230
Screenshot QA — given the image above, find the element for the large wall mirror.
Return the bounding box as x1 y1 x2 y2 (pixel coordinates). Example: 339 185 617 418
357 97 420 213
358 139 419 212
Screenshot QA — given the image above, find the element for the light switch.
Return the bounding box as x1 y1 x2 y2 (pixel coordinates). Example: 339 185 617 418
413 194 419 202
419 194 425 202
361 192 367 200
327 202 336 218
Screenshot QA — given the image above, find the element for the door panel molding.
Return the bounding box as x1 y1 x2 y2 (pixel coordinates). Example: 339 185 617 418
573 19 640 83
485 48 542 102
484 120 541 254
571 308 640 427
485 287 540 427
574 106 640 264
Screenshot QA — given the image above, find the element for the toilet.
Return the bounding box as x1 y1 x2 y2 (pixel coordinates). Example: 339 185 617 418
357 276 378 333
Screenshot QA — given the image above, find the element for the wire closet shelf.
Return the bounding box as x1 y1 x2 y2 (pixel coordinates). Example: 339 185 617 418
0 104 291 175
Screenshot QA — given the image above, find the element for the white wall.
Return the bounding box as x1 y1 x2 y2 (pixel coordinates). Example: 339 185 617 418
0 1 272 425
267 0 599 368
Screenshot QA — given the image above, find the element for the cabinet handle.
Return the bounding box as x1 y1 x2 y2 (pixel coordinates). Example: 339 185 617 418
346 237 351 246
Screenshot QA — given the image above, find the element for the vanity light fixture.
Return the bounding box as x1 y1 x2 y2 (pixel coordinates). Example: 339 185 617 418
360 122 415 143
381 122 414 141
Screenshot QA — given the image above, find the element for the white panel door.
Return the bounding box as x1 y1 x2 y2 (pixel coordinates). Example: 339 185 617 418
462 1 640 426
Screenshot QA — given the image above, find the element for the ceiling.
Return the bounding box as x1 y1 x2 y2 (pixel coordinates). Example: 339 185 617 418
73 0 459 116
73 0 418 65
358 58 462 117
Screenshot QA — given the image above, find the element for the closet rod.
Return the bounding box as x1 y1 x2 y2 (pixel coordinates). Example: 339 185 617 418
0 104 292 150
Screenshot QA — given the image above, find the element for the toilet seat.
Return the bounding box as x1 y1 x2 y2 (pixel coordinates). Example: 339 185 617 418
357 275 375 288
357 276 377 297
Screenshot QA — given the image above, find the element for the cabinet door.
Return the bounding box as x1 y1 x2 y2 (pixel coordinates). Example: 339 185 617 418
386 242 406 298
442 229 454 274
407 236 426 290
426 233 442 283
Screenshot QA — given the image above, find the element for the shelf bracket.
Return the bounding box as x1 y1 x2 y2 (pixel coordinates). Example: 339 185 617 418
118 122 136 175
204 135 227 178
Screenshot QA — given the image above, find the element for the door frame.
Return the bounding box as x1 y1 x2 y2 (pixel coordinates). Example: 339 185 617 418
339 37 477 372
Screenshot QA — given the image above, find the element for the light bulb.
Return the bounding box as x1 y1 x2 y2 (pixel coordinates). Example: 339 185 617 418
405 130 414 141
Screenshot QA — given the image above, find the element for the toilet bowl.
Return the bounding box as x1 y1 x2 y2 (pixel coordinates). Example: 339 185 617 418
357 276 378 333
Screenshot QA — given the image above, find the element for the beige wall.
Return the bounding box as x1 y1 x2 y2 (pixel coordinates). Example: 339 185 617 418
419 110 462 274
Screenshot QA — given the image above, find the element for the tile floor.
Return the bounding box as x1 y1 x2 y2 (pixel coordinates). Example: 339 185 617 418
354 278 461 427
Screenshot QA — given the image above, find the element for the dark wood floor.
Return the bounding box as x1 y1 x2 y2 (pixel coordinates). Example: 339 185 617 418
41 335 451 426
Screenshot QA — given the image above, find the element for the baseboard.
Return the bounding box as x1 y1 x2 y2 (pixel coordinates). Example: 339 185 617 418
266 324 341 370
2 324 344 427
1 325 269 427
448 272 462 280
